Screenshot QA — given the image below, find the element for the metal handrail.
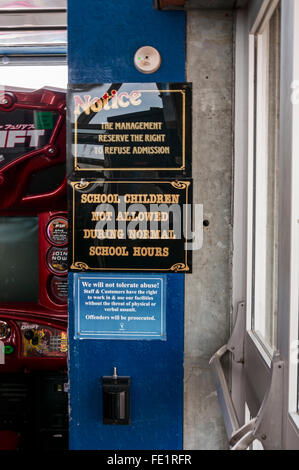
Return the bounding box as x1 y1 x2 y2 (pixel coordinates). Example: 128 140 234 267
209 301 246 441
209 345 240 439
210 301 284 450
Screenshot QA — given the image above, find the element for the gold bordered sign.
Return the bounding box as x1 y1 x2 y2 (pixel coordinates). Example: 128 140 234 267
69 83 192 177
69 180 192 273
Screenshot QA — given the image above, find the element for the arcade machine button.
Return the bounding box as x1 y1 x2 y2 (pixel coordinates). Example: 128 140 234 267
24 330 35 341
4 345 14 355
31 337 39 346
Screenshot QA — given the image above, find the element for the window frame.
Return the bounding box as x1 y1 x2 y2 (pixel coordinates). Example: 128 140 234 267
277 0 299 445
239 0 299 449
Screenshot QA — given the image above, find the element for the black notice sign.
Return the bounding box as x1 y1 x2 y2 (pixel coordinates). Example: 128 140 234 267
69 83 192 178
69 180 192 273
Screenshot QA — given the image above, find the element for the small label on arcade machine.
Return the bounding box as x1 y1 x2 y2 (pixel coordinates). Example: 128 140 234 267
18 322 68 357
50 276 68 303
46 217 68 246
47 246 68 275
35 111 54 130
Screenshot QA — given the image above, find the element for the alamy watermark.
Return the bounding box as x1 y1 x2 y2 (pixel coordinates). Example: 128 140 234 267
290 340 299 365
87 198 203 251
291 81 299 104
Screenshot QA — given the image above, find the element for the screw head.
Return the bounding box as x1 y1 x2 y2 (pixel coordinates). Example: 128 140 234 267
45 145 58 157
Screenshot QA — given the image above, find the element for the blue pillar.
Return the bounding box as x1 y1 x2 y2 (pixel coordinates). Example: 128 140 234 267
68 0 186 450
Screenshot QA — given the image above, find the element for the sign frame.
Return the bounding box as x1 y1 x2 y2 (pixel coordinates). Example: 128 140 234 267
69 179 192 273
74 273 167 340
69 82 192 176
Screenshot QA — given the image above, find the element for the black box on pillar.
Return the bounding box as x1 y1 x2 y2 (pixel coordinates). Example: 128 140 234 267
102 368 130 425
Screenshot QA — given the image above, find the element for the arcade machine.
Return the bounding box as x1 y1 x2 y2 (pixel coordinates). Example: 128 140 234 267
0 87 68 450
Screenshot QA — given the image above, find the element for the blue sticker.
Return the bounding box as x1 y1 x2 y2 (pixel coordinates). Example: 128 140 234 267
74 273 166 340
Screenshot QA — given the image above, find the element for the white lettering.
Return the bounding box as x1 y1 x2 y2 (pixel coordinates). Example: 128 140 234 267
26 129 45 146
0 129 46 148
6 130 26 148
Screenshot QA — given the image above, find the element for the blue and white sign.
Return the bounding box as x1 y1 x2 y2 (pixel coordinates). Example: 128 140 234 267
74 273 166 340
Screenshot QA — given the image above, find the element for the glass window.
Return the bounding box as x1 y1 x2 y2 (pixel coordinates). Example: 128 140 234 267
252 3 281 350
0 63 67 88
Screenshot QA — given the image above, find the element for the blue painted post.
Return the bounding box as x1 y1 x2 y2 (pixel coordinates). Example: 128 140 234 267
68 0 186 450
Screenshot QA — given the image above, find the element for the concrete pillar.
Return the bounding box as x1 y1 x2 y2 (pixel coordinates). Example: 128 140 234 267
185 9 234 449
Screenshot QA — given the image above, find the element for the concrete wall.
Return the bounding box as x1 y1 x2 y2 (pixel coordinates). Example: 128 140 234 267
184 9 234 449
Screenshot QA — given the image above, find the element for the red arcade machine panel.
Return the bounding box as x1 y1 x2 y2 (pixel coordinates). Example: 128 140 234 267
0 68 68 450
0 87 66 211
0 71 68 451
0 87 68 373
0 316 67 373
